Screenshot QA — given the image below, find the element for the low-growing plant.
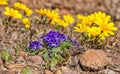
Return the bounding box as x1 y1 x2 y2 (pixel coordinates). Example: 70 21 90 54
28 31 79 67
2 2 33 29
74 11 117 48
0 0 118 69
1 50 12 64
36 8 75 28
14 2 33 16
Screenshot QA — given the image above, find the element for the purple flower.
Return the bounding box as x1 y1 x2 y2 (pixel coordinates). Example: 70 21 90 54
67 37 80 48
39 30 80 48
40 31 67 48
48 41 59 48
59 34 67 42
29 41 43 50
73 41 80 47
67 37 73 42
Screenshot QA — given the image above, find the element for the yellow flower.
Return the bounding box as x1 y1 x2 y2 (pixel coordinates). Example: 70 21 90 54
100 22 117 36
54 19 68 27
14 2 22 9
50 18 58 25
74 11 117 40
14 2 32 16
36 9 61 26
74 23 88 33
14 2 26 10
4 7 22 19
59 21 68 27
36 9 48 16
94 11 111 20
77 14 92 26
22 18 31 29
87 27 101 37
50 18 69 27
46 10 60 20
36 9 60 20
94 12 117 37
20 4 27 10
79 17 92 27
0 0 8 5
63 15 75 24
24 7 33 16
88 13 97 24
77 14 85 20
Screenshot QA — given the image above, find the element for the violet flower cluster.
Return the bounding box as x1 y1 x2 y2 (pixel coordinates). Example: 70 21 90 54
29 41 43 50
41 31 67 48
29 31 80 50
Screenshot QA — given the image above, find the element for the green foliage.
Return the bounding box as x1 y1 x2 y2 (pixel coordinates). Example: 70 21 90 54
51 47 61 53
1 50 12 63
29 41 73 68
22 67 31 74
15 46 22 56
61 41 73 49
42 52 49 61
50 57 58 67
43 41 73 67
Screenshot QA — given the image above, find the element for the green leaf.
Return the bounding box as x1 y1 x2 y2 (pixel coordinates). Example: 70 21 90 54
7 56 12 62
50 58 58 67
65 51 71 57
42 52 49 61
60 42 68 51
49 52 55 58
1 50 12 62
52 47 61 53
29 50 39 55
38 51 44 56
22 67 31 74
1 50 7 61
61 41 73 48
38 49 47 56
55 24 60 31
56 54 62 61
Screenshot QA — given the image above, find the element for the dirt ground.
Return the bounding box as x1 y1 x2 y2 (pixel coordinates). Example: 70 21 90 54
0 0 120 74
